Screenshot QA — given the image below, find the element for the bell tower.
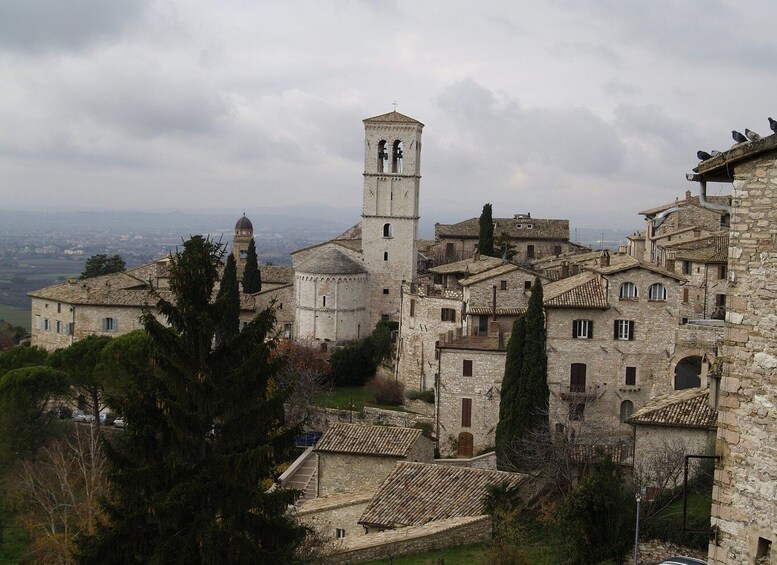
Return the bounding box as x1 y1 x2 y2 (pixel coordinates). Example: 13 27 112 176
361 110 423 325
233 214 254 268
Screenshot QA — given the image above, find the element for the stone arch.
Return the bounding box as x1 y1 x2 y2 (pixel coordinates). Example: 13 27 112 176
392 140 403 173
377 139 388 173
620 400 634 422
673 355 703 390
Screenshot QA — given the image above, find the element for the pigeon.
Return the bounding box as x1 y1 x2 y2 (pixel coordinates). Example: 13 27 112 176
732 130 747 143
697 150 713 161
711 150 722 157
769 117 777 134
745 128 761 142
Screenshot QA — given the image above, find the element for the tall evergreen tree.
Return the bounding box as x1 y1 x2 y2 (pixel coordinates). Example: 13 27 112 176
77 236 305 564
80 254 126 279
478 203 495 257
242 238 262 294
216 253 240 345
495 316 525 470
495 278 549 471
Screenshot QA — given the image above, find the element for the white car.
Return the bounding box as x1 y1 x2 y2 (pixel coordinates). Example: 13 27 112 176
113 417 126 429
72 410 96 424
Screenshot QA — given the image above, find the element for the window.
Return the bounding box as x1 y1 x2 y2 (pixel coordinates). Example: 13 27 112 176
619 282 638 300
718 265 727 280
434 341 439 360
382 288 389 295
383 251 389 261
239 249 247 259
35 315 41 330
568 403 585 421
527 245 535 259
57 303 61 313
500 280 507 290
56 320 62 333
322 296 326 307
409 299 415 317
620 400 634 422
625 366 637 386
570 363 587 392
524 280 532 290
66 322 75 336
441 308 456 322
283 323 292 339
44 318 50 331
383 223 392 237
392 140 403 173
377 140 388 173
572 319 593 339
463 359 473 377
554 245 562 255
648 283 667 301
682 260 691 275
103 318 117 332
461 398 472 427
682 288 689 304
336 528 346 539
614 320 635 341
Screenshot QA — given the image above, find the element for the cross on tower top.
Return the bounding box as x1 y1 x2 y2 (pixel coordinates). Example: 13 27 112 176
392 101 398 112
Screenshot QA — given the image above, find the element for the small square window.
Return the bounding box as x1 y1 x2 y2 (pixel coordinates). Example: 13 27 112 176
463 359 473 377
500 280 507 290
625 366 637 386
336 528 346 539
524 280 532 290
409 299 416 317
383 288 389 295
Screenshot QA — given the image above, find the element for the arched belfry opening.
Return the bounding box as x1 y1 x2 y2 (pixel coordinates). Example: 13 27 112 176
674 355 702 390
377 140 388 173
392 140 403 173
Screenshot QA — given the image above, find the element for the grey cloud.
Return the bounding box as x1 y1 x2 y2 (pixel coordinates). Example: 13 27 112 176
0 0 150 54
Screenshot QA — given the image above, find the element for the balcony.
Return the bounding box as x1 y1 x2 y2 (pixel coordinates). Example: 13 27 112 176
558 384 600 402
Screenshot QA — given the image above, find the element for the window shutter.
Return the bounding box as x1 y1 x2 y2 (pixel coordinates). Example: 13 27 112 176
463 360 473 377
461 398 472 427
613 320 618 340
572 321 578 338
628 321 635 341
588 320 594 339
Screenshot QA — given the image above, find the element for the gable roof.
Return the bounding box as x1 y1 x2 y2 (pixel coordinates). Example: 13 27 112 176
358 462 527 529
260 265 294 285
627 388 717 430
543 272 609 309
459 263 543 287
568 443 634 466
429 255 504 275
28 268 166 307
639 194 731 217
435 217 569 241
363 111 423 126
314 423 423 457
584 254 685 281
438 335 505 352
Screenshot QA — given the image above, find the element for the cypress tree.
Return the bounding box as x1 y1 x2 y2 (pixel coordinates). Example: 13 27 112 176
216 252 240 345
242 238 262 294
77 236 305 563
495 316 525 470
521 277 549 436
478 203 495 257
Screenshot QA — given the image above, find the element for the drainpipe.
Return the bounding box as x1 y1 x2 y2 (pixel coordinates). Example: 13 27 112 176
492 285 497 321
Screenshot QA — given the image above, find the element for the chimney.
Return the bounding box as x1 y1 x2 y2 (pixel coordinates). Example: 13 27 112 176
599 249 610 268
571 263 580 275
473 251 480 262
685 190 692 200
561 261 570 279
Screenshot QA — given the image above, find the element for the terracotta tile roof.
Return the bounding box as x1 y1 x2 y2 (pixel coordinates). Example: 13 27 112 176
627 388 717 430
28 270 162 306
466 307 526 316
314 424 422 457
568 443 634 465
334 222 362 240
584 254 686 281
296 247 366 275
531 250 602 271
438 335 505 351
363 111 424 125
295 489 375 516
358 462 527 529
459 263 543 286
260 265 294 284
435 217 569 241
638 195 732 216
543 272 609 309
650 225 700 241
429 256 504 275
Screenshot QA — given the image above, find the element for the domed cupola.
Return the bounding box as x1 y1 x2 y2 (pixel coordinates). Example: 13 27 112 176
233 213 255 267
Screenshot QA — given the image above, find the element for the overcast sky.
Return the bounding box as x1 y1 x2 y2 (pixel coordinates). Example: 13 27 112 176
2 1 776 230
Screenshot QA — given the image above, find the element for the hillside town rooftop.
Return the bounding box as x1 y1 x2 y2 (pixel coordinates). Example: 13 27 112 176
314 423 423 457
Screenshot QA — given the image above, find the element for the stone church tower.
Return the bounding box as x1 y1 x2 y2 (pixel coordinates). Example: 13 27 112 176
361 111 424 326
233 214 254 268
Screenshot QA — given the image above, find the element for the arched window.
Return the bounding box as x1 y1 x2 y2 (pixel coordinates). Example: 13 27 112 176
383 223 392 237
377 140 388 173
619 282 638 300
620 400 634 422
648 283 667 301
392 140 404 173
674 356 702 390
570 363 587 392
383 251 389 261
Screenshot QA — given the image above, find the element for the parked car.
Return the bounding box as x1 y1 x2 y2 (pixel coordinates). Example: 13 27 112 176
99 412 116 426
72 410 96 424
50 406 72 419
113 417 126 429
658 558 707 565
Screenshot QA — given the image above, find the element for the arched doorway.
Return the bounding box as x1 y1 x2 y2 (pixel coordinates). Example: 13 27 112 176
674 356 702 390
457 432 473 458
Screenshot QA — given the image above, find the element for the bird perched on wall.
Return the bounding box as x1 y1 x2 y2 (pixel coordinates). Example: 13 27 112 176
745 128 761 141
732 130 747 143
769 117 777 134
697 150 713 161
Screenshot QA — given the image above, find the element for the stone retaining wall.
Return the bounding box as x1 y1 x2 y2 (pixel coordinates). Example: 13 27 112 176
306 406 433 433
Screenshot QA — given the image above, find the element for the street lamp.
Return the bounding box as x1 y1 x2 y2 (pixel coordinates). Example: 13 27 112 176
634 486 646 565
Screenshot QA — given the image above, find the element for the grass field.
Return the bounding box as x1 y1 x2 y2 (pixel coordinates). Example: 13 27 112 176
0 504 28 563
0 304 30 330
314 385 407 412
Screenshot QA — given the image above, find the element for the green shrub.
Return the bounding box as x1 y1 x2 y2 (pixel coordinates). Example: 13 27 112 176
330 340 377 387
480 542 529 565
367 376 404 405
406 388 435 403
413 421 434 438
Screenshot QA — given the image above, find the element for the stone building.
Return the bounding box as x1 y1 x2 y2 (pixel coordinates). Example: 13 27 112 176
690 130 777 565
313 423 434 497
430 213 573 265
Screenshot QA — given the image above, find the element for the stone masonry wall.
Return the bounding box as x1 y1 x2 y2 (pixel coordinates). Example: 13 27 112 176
318 453 400 497
297 498 371 540
709 152 777 565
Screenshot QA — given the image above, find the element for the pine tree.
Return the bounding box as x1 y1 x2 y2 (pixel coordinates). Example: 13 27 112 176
77 236 305 564
216 253 240 345
478 203 495 257
495 278 549 471
495 316 525 470
242 238 262 294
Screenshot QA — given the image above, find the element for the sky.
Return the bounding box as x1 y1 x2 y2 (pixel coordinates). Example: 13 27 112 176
2 0 777 231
